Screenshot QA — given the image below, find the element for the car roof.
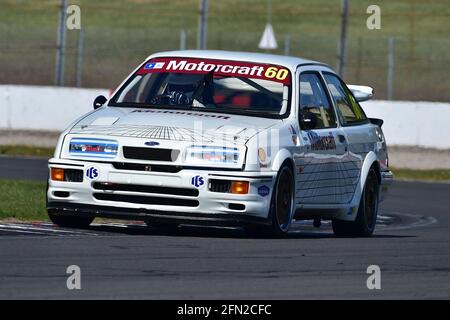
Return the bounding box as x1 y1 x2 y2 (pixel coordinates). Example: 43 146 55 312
147 50 332 72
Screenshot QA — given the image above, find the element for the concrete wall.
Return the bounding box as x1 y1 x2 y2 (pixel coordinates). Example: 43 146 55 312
361 100 450 149
0 85 109 131
0 85 449 149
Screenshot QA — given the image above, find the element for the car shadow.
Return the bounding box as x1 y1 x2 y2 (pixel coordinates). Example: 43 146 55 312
84 223 416 240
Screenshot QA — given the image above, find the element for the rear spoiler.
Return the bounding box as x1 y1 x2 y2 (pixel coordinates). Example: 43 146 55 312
348 85 374 102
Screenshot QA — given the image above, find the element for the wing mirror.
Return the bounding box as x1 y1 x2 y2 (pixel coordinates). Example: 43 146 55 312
347 85 374 102
93 95 107 110
299 111 318 130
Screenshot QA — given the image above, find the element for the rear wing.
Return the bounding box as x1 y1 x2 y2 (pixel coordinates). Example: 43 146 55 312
348 85 374 102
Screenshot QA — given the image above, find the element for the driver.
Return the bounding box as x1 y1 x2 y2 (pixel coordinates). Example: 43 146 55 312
150 73 215 106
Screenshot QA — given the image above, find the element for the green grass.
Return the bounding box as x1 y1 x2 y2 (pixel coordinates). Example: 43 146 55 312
0 0 449 100
0 179 48 221
0 145 54 158
391 168 450 182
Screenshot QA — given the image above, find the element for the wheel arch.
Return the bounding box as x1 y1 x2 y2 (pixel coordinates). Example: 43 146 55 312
271 149 296 194
271 148 295 173
350 151 379 208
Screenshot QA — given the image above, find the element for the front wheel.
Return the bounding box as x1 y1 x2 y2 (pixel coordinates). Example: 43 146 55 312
245 163 294 238
48 213 94 228
332 168 379 237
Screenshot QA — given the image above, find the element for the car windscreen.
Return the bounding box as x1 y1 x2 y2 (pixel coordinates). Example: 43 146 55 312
109 57 292 117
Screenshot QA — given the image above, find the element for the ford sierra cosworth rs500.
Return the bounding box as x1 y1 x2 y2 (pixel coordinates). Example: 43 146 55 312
47 50 393 237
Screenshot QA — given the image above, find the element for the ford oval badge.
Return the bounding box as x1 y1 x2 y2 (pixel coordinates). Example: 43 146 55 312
145 141 160 146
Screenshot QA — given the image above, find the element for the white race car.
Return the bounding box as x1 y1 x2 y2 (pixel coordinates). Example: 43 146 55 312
47 50 393 237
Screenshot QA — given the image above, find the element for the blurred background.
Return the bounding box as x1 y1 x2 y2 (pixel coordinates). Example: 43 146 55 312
1 0 449 101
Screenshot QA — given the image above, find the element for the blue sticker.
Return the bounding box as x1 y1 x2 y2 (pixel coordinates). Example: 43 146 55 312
191 175 205 188
86 166 99 180
258 185 270 197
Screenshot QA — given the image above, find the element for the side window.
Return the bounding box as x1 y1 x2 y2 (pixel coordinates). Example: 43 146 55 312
323 73 368 125
299 73 336 129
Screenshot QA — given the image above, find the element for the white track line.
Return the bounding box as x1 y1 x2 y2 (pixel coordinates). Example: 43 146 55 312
0 224 99 236
378 212 438 231
0 227 48 235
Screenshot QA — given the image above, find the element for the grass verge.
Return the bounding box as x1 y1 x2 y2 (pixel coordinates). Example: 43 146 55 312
0 145 54 158
391 168 450 182
0 179 48 221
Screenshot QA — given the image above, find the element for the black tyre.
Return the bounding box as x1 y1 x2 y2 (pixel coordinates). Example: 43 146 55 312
332 168 379 237
48 213 94 228
245 163 294 238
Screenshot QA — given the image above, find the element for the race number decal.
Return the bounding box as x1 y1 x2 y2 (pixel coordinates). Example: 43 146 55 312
264 66 289 81
137 57 291 85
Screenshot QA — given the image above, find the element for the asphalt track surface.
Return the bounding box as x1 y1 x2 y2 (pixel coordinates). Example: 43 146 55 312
0 156 449 299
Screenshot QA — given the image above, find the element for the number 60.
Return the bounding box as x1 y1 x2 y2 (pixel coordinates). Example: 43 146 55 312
265 67 289 81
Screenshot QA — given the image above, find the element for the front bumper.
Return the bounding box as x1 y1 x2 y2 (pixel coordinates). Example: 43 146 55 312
46 203 272 226
47 159 277 225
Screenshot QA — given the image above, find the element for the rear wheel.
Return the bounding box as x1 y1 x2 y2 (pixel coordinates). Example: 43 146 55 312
48 213 94 228
332 168 379 237
245 163 294 238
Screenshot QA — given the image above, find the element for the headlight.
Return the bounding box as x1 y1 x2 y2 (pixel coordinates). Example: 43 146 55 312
185 146 240 164
69 138 118 158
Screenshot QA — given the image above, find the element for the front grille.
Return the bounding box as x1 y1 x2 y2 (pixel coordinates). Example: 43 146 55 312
123 146 180 162
112 162 181 173
93 193 199 207
209 179 231 193
93 182 199 197
64 169 83 182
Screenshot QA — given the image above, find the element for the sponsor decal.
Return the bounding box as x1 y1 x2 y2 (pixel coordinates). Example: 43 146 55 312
137 57 291 85
258 185 270 197
69 138 118 158
132 109 230 120
289 125 299 145
86 166 99 180
347 206 358 215
191 175 205 188
258 148 268 168
307 131 336 151
289 125 297 135
144 141 160 146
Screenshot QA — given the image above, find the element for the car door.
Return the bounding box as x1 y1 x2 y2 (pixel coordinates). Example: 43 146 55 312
322 72 373 204
295 69 349 205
